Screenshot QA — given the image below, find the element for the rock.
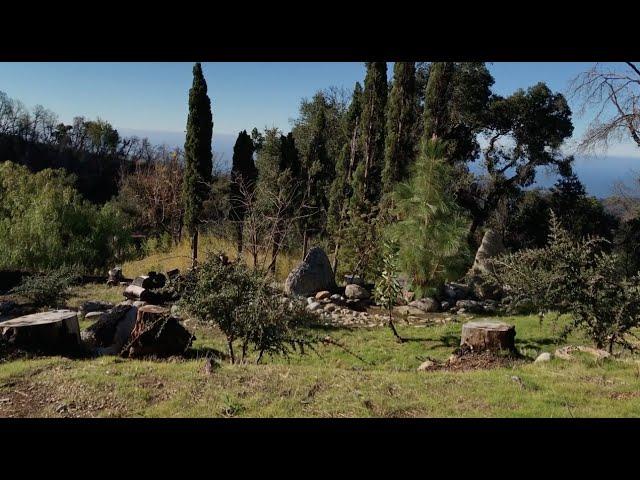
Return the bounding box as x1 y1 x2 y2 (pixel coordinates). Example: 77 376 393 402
467 229 506 300
344 274 364 286
1 310 81 354
460 320 516 352
284 247 337 297
455 300 485 314
345 284 370 300
324 304 337 312
79 300 115 315
534 352 552 363
166 268 180 281
306 301 323 312
554 345 611 361
395 305 425 316
409 297 440 313
315 290 331 300
330 294 343 302
443 282 472 302
132 300 147 308
417 360 435 371
441 301 451 311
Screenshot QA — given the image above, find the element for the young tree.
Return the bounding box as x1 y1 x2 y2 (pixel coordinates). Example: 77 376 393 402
229 130 257 254
374 240 404 342
183 62 213 267
384 139 471 298
382 62 417 191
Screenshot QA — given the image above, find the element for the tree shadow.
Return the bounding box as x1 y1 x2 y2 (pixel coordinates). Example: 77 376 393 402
184 346 228 361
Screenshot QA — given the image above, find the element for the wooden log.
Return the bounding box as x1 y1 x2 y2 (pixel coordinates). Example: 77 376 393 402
1 310 81 353
123 285 157 303
461 320 515 352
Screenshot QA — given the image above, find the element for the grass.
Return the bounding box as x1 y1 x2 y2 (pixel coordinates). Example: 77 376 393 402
122 234 300 282
2 284 640 417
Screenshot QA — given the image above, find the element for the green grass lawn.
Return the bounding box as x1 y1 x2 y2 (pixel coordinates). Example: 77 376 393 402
2 299 640 417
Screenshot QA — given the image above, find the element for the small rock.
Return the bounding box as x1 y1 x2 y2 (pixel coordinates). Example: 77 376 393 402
440 301 450 311
324 304 337 312
306 301 323 312
409 297 440 313
307 297 315 305
315 291 331 300
330 294 343 302
79 300 115 315
534 352 552 363
417 360 435 371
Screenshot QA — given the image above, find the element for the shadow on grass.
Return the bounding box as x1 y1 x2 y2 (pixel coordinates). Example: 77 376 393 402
184 346 229 361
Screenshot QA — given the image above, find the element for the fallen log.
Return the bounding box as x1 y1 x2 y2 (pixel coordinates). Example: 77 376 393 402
123 285 158 303
1 310 81 354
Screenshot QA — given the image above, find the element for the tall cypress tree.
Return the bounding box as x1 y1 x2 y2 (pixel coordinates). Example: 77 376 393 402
300 106 331 258
382 62 417 191
423 62 455 142
183 62 213 267
342 62 388 279
327 82 363 273
229 130 257 254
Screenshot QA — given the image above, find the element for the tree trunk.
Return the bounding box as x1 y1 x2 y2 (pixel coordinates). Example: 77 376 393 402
302 230 309 261
236 222 243 255
191 229 199 268
332 241 340 276
1 310 81 354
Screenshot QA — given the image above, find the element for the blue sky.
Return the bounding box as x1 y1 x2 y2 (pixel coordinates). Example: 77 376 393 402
0 62 638 195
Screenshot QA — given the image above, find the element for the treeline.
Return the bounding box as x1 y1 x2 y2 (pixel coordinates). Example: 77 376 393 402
0 90 167 203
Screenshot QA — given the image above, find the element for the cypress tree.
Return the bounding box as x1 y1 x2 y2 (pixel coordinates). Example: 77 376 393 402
229 130 257 254
327 82 363 273
341 62 387 279
423 62 455 142
183 62 213 267
382 61 417 191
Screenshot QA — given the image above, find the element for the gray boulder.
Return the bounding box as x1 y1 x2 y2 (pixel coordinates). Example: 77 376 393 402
409 298 440 313
284 247 337 297
79 300 115 315
345 283 370 300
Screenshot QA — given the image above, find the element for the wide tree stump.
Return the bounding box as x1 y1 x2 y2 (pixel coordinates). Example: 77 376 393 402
1 310 81 353
122 305 193 358
461 320 515 352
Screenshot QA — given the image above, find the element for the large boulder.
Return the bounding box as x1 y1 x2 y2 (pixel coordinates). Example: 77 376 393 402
284 247 337 297
467 229 506 300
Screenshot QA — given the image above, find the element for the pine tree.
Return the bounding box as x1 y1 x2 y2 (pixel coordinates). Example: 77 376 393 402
384 138 470 298
183 62 213 267
382 62 417 190
229 130 257 254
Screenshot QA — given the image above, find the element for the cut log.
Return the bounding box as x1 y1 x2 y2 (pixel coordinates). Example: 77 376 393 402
122 305 193 358
133 272 166 289
461 320 515 352
1 310 81 353
123 285 158 303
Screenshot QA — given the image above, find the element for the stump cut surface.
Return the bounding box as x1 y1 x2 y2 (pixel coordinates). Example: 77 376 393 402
461 320 515 352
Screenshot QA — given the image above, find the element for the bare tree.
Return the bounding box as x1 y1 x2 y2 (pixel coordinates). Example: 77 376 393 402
569 62 640 153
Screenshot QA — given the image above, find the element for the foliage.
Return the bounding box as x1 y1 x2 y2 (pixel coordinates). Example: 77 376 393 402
10 266 80 308
178 253 314 363
384 139 471 298
382 62 418 190
183 62 213 261
490 213 640 352
0 161 133 273
229 130 257 253
374 241 403 341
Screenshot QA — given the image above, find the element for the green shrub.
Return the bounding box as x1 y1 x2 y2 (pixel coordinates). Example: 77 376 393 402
489 212 640 352
10 266 81 308
179 253 314 364
0 161 134 273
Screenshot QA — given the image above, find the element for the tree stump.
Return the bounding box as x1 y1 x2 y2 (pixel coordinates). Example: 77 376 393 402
122 305 193 358
461 320 515 352
0 310 81 353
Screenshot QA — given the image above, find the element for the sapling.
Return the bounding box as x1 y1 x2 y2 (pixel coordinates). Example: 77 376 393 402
374 240 404 342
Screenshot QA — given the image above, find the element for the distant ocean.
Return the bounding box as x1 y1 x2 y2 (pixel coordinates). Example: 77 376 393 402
120 128 640 199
